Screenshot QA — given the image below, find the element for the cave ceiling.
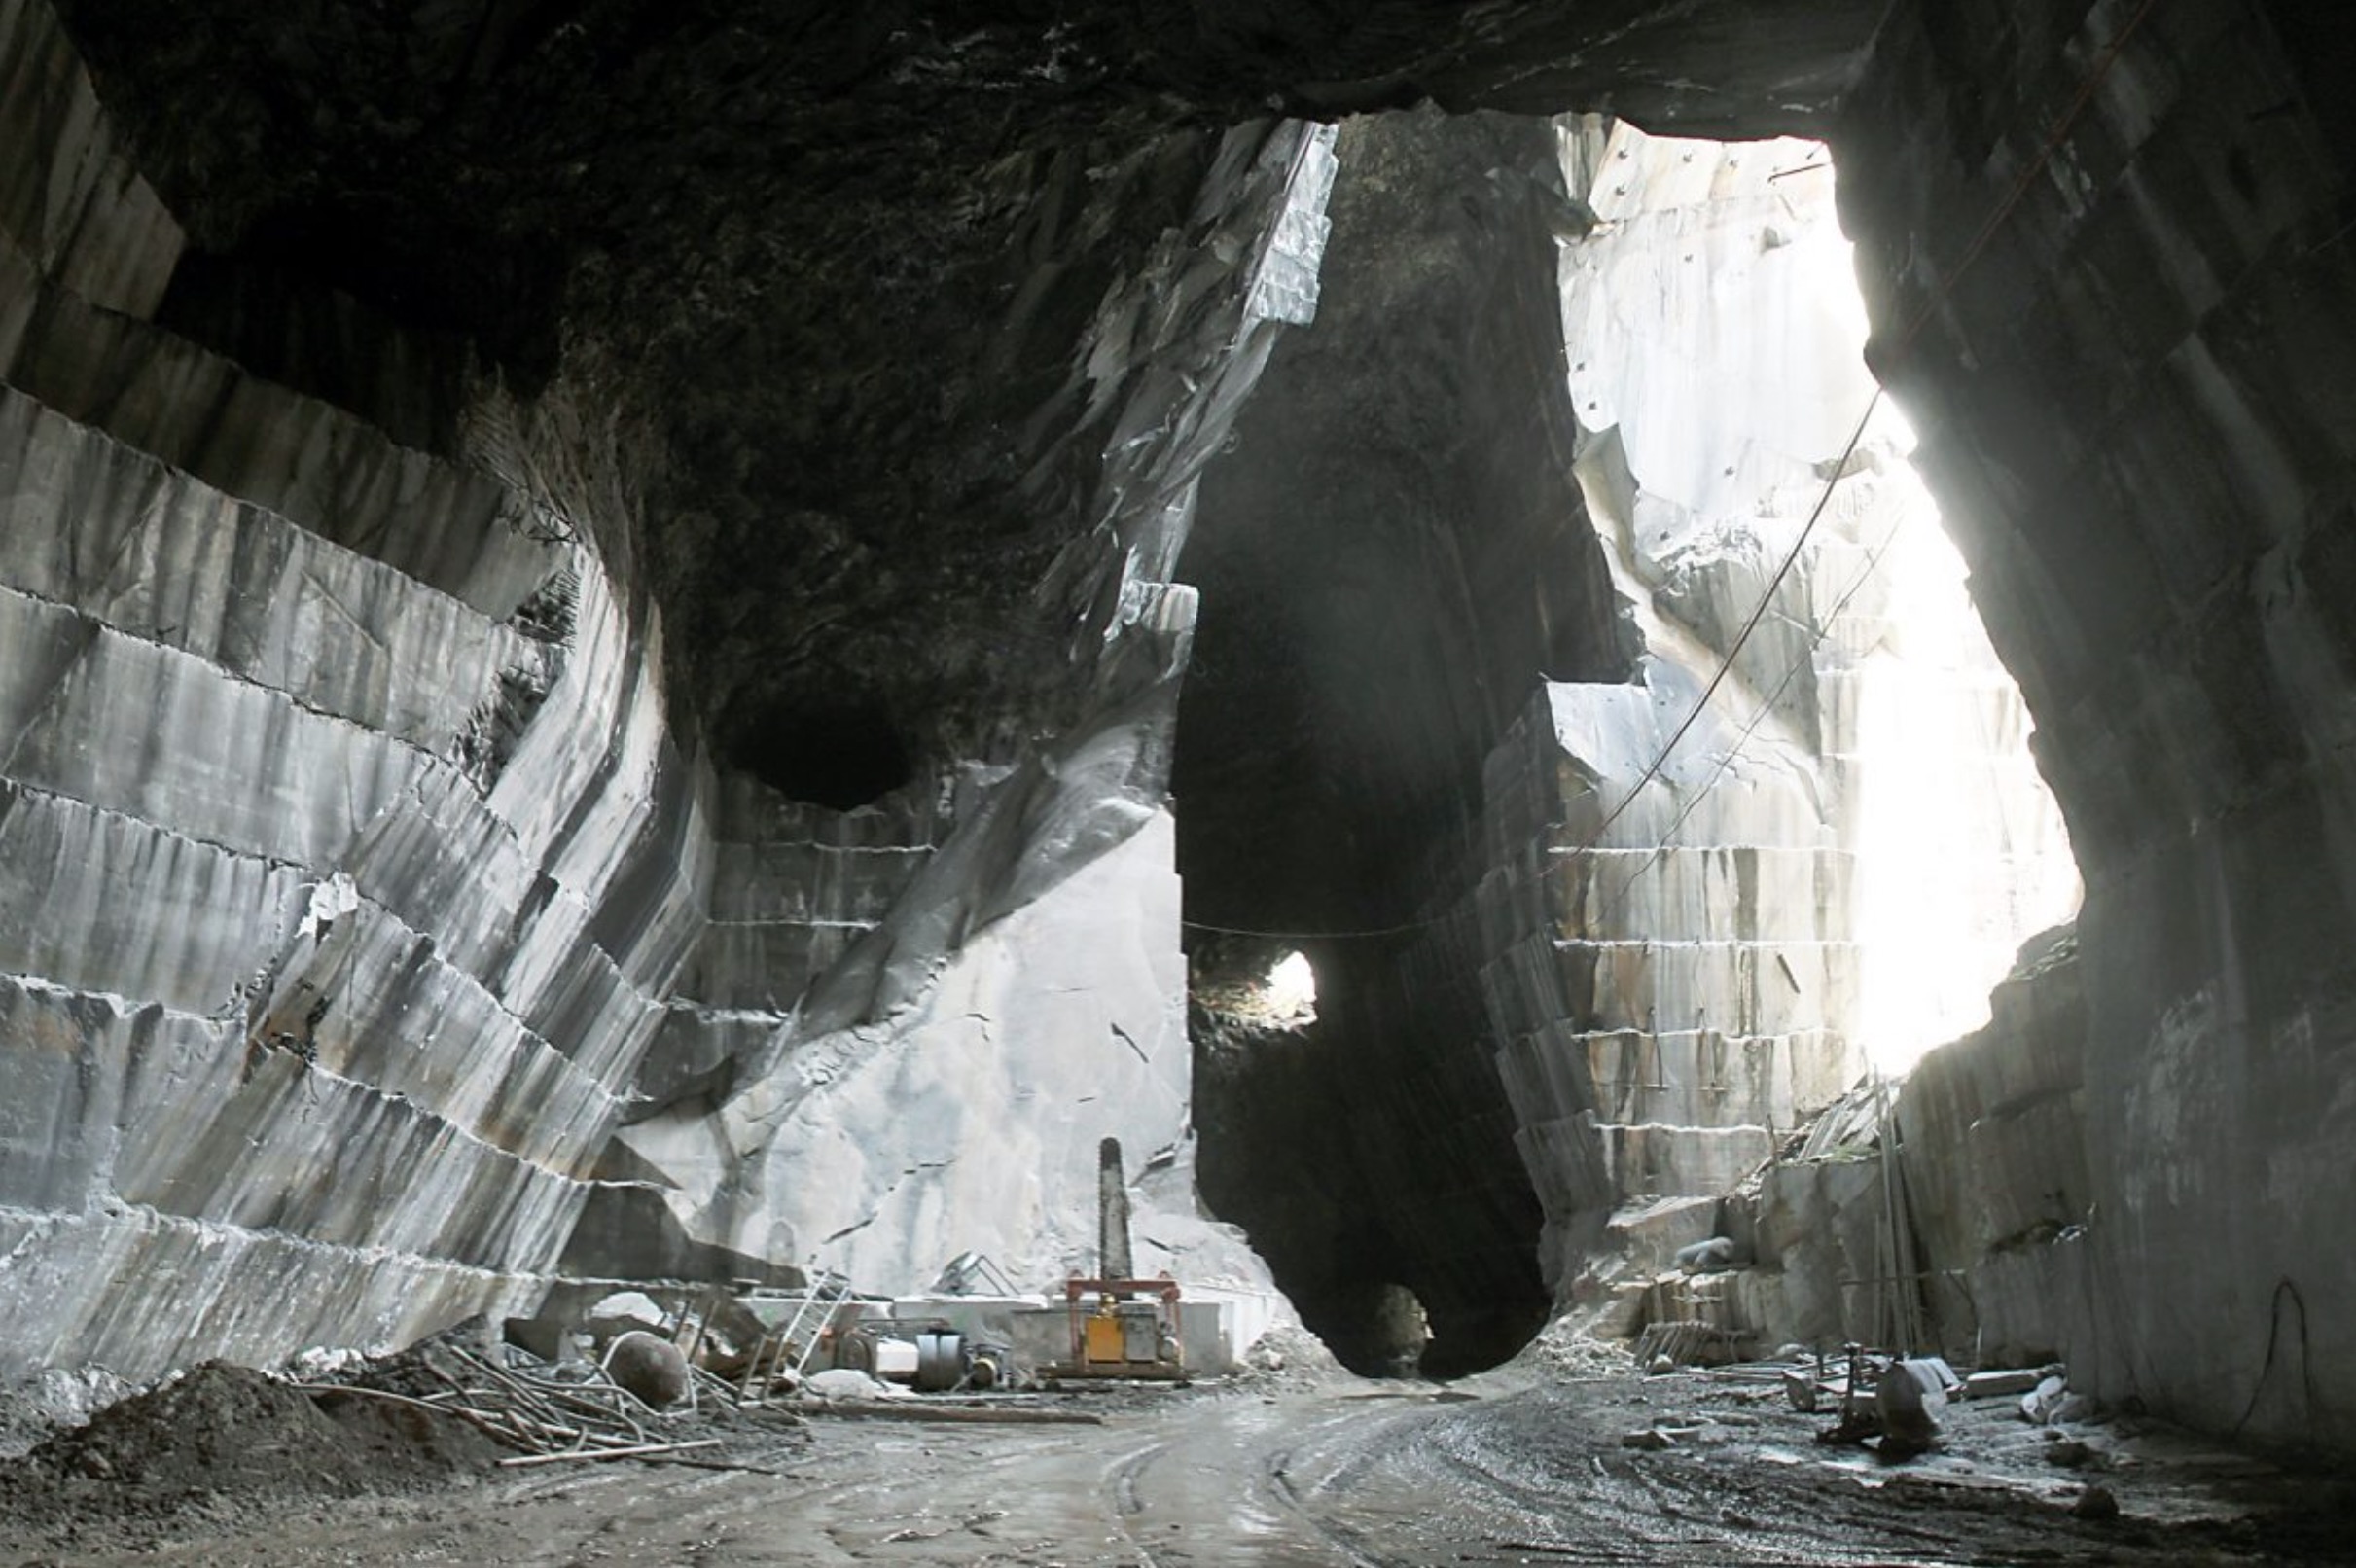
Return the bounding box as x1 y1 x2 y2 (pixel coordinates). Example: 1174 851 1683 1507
50 0 1879 794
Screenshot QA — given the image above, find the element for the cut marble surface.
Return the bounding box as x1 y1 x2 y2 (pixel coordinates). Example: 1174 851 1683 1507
0 0 181 317
612 811 1210 1297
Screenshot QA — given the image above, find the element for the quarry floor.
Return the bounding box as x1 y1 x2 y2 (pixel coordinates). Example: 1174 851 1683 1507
8 1360 2349 1566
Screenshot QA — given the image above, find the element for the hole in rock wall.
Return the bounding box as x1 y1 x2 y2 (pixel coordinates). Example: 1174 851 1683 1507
1366 1283 1433 1376
1189 938 1320 1026
1178 110 2082 1376
1266 950 1317 1020
728 697 914 810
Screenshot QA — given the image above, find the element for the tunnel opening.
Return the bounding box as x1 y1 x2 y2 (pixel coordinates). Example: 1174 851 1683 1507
1176 109 2080 1377
725 697 915 811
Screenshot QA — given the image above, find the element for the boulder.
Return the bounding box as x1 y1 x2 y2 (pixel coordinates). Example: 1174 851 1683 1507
604 1331 691 1408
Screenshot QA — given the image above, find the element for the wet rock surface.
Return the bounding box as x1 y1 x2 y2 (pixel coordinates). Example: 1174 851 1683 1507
5 1359 2349 1566
6 0 2356 1480
43 0 1874 769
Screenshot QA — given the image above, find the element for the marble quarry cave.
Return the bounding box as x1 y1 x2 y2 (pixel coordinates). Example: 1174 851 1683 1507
1 0 2352 1461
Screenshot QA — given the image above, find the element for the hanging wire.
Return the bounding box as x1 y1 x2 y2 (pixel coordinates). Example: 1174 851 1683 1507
1180 913 1443 942
1587 493 1912 935
1180 391 1880 947
1573 0 2162 919
1181 0 2162 945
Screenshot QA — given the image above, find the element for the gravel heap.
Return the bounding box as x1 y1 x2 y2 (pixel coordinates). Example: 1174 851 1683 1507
0 1360 503 1556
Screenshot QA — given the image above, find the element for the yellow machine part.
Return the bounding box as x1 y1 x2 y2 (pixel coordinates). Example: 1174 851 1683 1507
1084 1311 1125 1366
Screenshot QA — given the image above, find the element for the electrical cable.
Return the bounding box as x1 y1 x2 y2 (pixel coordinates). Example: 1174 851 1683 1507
1182 0 2161 946
2230 1276 2315 1439
1589 494 1912 933
1181 394 1882 947
1179 913 1446 942
1578 388 1880 851
1570 0 2163 919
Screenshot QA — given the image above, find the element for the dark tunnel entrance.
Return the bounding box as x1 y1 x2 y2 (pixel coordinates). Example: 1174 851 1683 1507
1173 108 1635 1378
1172 106 2079 1376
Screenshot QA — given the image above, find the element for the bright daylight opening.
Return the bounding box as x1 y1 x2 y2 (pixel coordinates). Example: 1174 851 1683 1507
1265 949 1318 1021
1556 117 2082 1079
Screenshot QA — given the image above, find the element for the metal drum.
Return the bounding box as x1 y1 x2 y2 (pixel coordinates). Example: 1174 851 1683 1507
913 1329 965 1392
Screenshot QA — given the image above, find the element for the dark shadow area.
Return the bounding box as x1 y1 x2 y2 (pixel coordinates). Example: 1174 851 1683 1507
730 699 914 811
1176 108 1634 1376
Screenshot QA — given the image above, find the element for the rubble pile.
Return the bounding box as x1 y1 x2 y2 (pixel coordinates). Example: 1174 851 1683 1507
299 1337 741 1465
0 1313 828 1557
0 1366 132 1461
1230 1322 1348 1393
1513 1316 1638 1380
0 1361 504 1551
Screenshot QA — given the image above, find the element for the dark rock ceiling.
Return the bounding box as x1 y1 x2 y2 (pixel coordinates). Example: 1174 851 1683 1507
1177 109 1633 931
1175 109 1629 1371
50 0 1878 794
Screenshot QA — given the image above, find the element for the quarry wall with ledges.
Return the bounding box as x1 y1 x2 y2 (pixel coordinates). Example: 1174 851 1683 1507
0 0 1316 1373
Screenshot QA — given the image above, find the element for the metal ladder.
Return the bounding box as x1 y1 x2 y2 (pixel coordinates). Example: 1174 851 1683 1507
739 1265 851 1401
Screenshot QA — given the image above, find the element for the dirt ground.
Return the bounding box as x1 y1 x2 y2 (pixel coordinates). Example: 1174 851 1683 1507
3 1356 2350 1566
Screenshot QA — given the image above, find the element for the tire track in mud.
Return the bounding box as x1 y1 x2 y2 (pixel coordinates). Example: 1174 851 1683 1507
1105 1398 1397 1567
1263 1439 1410 1568
1385 1385 2088 1568
1231 1386 1992 1568
46 1377 2327 1566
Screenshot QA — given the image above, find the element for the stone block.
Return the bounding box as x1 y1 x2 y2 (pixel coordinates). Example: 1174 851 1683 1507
573 746 711 996
709 838 931 925
1555 937 1857 1036
1481 931 1575 1039
255 903 623 1174
1513 1112 1614 1222
0 0 183 316
517 941 665 1091
0 1205 551 1382
0 975 212 1211
1734 1154 1887 1348
1552 844 1854 944
0 241 555 616
111 1043 585 1273
0 591 425 869
1493 1020 1602 1132
1608 1193 1723 1273
482 562 648 862
339 763 541 975
0 782 303 1016
1601 1123 1773 1198
1584 1026 1852 1129
681 921 864 1013
631 1003 778 1107
0 389 526 748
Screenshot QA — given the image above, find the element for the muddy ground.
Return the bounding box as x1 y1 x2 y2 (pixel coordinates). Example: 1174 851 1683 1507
2 1355 2349 1566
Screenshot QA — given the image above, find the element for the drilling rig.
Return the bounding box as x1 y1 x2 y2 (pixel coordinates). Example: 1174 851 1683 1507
1044 1137 1187 1381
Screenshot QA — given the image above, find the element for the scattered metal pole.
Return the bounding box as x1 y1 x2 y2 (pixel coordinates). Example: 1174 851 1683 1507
499 1439 724 1468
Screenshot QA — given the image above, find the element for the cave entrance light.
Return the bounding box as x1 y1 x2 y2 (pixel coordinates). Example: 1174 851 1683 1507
1266 949 1317 1020
1554 116 2083 1078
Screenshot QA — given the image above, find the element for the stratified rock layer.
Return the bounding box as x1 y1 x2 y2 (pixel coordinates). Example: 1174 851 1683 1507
1835 0 2356 1448
1 0 2352 1462
0 0 1354 1374
1476 119 2074 1317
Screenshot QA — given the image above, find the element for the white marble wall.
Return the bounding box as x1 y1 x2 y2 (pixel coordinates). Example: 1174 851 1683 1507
0 0 700 1374
1487 116 2075 1300
0 0 1306 1372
